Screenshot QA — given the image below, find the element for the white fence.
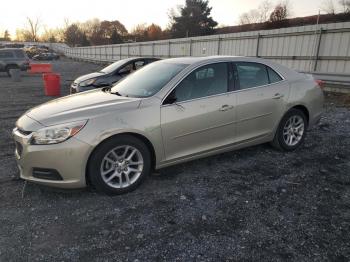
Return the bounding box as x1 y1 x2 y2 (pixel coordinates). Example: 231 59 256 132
2 22 349 76
51 22 350 76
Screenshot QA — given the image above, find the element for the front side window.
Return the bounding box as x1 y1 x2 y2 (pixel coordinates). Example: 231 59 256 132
118 63 133 75
100 60 129 74
172 63 228 103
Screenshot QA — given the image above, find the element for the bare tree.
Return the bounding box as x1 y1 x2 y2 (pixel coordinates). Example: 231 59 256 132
239 0 273 25
26 17 41 42
270 4 288 22
269 1 292 22
131 23 148 41
63 18 70 29
41 27 63 42
15 29 33 41
4 30 10 41
259 0 274 22
338 0 350 12
239 9 260 25
321 0 336 14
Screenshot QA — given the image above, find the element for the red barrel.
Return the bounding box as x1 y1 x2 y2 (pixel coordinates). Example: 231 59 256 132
42 73 61 96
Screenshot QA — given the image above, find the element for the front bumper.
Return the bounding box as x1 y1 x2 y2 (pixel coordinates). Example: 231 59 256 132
12 128 93 189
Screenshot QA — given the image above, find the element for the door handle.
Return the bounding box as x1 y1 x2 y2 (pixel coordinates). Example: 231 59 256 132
219 104 234 111
273 93 284 99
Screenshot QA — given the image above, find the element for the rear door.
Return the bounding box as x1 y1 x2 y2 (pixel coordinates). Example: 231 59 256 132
160 62 236 161
233 62 289 142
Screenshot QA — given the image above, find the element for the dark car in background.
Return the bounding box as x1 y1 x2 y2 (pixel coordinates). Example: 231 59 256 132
70 57 160 93
0 48 30 76
32 52 60 61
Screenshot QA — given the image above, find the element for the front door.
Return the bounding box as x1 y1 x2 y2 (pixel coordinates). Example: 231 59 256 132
160 62 236 161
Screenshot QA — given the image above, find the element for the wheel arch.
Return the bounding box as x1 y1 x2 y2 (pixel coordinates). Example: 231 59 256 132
85 132 157 185
273 104 310 140
288 104 309 124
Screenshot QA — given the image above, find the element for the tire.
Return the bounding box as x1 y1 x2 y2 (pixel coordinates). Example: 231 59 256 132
6 65 19 77
271 109 307 151
87 135 151 195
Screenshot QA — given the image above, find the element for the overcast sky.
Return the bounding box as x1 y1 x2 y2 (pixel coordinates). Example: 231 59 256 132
0 0 339 36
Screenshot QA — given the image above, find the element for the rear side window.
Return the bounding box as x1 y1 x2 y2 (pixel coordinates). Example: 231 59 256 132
267 66 283 83
134 60 145 70
146 58 157 64
14 50 25 58
0 51 15 59
235 62 269 89
234 62 283 90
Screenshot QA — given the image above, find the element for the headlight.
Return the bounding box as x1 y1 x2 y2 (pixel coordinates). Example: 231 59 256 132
79 78 96 87
31 120 87 145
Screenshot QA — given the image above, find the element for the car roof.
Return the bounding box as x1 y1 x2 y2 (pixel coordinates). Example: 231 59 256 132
114 57 161 62
0 48 24 51
163 56 276 64
161 55 301 80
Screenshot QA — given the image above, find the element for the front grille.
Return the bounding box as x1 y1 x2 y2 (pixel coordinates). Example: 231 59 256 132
15 141 23 156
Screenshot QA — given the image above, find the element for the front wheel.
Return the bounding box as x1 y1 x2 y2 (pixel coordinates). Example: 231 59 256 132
87 135 151 194
271 109 307 151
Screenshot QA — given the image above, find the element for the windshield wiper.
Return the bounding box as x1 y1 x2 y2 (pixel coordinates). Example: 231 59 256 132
108 90 124 96
113 91 123 96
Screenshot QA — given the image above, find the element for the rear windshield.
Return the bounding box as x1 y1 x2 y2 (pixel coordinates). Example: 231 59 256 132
111 61 187 98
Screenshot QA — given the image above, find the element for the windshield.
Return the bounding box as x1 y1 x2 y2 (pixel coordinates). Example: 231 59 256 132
100 60 129 74
110 61 187 98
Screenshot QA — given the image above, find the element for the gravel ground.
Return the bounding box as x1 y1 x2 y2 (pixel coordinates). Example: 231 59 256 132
0 58 349 262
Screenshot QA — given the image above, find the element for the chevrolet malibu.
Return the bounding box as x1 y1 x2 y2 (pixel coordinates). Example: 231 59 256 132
13 56 324 194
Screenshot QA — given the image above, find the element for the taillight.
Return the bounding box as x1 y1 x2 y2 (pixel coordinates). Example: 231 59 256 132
315 79 324 88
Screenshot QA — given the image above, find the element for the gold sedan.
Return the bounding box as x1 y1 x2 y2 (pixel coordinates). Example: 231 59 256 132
13 56 324 194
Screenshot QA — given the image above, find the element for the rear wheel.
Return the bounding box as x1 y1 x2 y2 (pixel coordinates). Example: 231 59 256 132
271 109 307 151
6 65 19 77
87 135 151 194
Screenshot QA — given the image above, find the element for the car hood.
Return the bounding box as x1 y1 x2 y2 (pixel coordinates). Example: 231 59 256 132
74 72 106 83
25 89 141 127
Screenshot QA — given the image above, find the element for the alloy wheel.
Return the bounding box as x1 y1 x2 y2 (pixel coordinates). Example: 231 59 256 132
100 145 144 189
282 115 305 146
